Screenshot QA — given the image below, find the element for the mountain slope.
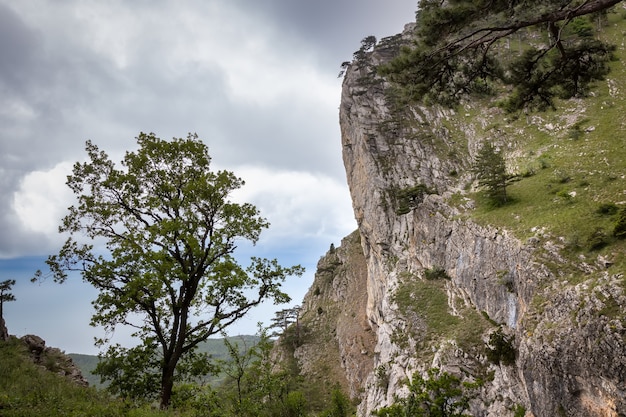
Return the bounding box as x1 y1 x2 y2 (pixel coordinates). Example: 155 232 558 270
286 6 626 417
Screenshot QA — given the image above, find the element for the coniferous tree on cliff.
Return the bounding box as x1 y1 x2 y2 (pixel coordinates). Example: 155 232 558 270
35 133 304 408
378 0 620 111
0 279 16 341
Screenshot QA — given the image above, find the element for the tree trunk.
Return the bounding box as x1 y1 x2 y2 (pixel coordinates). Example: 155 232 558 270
160 360 177 409
0 316 8 341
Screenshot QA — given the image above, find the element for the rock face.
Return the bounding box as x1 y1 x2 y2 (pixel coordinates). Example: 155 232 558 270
294 23 626 417
281 231 376 403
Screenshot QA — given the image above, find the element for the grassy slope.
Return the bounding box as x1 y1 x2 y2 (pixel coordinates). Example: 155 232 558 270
450 10 626 278
0 337 172 417
1 335 262 416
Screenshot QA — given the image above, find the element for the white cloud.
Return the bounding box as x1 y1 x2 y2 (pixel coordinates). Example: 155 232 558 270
12 161 74 236
231 166 355 243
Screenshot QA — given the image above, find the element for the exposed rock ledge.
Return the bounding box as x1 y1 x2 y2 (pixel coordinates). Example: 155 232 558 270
20 334 89 387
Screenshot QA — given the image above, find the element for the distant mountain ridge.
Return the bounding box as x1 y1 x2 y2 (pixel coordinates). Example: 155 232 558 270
69 335 260 388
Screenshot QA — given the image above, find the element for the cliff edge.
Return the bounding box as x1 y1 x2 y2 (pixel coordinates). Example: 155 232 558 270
293 11 626 417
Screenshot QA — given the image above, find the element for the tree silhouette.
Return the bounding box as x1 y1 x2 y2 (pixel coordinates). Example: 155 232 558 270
0 279 16 341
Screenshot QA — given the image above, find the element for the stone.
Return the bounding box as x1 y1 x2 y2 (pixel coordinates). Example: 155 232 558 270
21 334 46 354
19 334 89 387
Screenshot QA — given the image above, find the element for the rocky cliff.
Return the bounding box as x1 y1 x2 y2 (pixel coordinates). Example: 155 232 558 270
290 12 626 417
19 334 89 387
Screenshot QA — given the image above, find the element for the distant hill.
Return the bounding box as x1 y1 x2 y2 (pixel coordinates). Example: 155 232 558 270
69 335 261 388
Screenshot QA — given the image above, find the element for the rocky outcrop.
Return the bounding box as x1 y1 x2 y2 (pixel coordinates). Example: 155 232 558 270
325 22 626 417
20 334 89 387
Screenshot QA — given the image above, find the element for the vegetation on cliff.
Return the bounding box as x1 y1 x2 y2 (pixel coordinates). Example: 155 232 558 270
337 2 626 415
379 0 620 111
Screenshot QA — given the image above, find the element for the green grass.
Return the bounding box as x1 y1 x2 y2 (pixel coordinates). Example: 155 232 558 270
1 336 278 416
393 275 491 355
447 10 626 277
0 337 206 416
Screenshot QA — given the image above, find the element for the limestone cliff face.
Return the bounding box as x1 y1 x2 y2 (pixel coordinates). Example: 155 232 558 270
327 24 626 417
278 231 376 407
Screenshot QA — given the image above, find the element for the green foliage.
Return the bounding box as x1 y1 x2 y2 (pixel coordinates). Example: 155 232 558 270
36 132 304 408
378 0 619 111
424 267 450 281
396 184 433 215
501 40 615 112
321 389 354 417
513 404 527 417
568 17 595 38
374 368 478 417
0 337 161 417
375 364 390 390
393 276 489 350
0 279 16 322
472 143 517 206
597 202 619 215
586 227 610 251
485 328 516 366
94 342 161 403
613 207 626 239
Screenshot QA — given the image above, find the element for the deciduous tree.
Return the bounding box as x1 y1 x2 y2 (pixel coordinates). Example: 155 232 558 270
36 132 304 408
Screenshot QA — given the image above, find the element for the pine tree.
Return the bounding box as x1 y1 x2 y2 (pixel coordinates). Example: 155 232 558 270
378 0 619 111
472 143 516 205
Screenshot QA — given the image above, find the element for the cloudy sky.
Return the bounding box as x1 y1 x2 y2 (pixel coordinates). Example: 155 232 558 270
0 0 416 354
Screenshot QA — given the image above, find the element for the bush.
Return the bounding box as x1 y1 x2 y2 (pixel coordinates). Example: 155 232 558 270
395 184 433 215
486 328 516 366
587 228 609 251
374 368 478 417
424 266 450 281
613 207 626 239
597 202 619 215
321 390 353 417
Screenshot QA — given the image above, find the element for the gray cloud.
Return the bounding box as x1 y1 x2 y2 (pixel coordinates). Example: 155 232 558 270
246 0 417 67
0 0 415 351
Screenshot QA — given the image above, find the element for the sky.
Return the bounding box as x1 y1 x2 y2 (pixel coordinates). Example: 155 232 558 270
0 0 417 355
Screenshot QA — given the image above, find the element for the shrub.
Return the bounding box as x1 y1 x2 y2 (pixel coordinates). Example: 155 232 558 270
374 368 478 417
587 228 609 251
614 207 626 239
396 184 433 215
513 404 527 417
424 266 450 281
321 389 353 417
597 202 619 215
486 328 516 366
